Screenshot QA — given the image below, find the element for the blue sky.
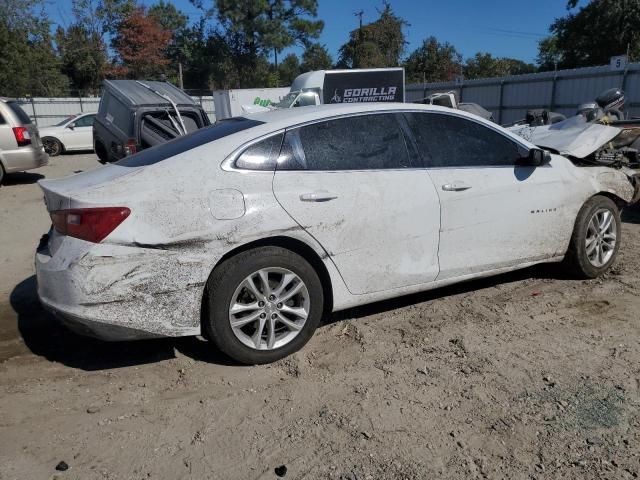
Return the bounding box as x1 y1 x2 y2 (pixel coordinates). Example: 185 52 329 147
45 0 586 64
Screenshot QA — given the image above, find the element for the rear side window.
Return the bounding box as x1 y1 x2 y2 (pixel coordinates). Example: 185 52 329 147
0 112 5 125
235 133 283 170
7 101 32 124
278 113 412 170
404 112 521 168
117 117 265 167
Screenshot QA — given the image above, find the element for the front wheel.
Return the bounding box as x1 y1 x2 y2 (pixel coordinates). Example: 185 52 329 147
564 195 621 278
204 246 324 364
42 137 62 156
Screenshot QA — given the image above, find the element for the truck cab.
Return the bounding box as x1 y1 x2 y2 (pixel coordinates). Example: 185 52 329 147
275 68 405 108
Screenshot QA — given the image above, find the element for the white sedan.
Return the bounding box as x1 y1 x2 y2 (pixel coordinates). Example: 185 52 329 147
35 103 637 364
39 113 96 156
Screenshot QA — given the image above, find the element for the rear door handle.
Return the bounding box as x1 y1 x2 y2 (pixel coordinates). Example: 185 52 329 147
300 191 338 202
442 183 472 192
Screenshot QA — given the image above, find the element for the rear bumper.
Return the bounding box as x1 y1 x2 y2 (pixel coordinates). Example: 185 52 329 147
35 234 206 340
40 297 163 340
2 146 48 173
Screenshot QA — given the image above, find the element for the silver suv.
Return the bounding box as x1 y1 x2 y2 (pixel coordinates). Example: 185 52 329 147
0 98 48 184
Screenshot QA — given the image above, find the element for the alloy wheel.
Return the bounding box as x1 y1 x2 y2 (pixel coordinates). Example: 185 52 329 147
585 207 617 267
228 267 310 350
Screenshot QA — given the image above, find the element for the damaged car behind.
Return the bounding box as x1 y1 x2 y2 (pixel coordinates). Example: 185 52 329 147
35 103 639 364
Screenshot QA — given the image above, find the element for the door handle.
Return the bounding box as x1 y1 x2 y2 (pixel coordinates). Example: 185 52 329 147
442 183 472 192
300 191 338 202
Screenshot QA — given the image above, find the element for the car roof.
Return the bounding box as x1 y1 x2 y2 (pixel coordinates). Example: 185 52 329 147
244 102 482 128
103 80 197 107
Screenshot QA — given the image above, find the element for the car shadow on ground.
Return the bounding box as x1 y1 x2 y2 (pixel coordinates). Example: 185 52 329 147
622 203 640 224
11 276 177 371
2 172 44 186
11 263 559 370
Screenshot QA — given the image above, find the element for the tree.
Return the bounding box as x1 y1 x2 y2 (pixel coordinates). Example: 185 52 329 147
110 7 172 79
464 52 535 79
215 0 323 67
403 36 462 83
149 0 188 32
301 42 333 71
538 0 640 70
337 2 407 68
56 24 107 93
278 53 301 84
0 0 69 96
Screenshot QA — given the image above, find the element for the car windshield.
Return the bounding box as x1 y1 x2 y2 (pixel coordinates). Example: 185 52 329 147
55 115 77 126
273 92 299 109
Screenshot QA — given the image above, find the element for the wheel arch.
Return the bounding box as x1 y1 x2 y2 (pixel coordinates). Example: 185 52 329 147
42 136 64 153
593 191 629 209
199 235 334 333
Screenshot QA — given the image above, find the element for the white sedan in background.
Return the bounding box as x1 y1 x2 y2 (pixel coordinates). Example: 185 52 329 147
35 103 638 364
39 113 96 156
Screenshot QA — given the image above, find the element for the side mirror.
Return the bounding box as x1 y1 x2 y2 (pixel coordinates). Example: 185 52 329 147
67 123 75 130
527 148 551 166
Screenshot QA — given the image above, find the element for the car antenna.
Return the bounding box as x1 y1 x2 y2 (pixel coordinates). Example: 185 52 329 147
135 81 187 136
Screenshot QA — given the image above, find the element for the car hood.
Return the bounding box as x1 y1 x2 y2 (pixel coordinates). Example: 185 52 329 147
508 115 622 158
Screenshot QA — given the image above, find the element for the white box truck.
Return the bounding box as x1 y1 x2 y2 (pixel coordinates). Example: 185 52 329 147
275 68 405 108
213 88 289 120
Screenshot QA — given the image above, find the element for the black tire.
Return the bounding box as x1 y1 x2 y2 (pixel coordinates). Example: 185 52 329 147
43 137 63 156
204 246 324 365
95 141 107 164
564 195 621 278
0 161 5 185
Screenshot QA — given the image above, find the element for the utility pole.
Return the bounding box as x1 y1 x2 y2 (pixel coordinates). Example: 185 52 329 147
354 9 364 67
354 9 364 31
178 62 184 89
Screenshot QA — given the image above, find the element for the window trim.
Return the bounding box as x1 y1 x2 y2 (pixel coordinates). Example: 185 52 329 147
222 129 286 172
221 109 533 173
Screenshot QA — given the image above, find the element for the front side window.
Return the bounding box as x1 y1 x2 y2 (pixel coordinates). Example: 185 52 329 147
278 113 412 171
404 112 521 168
74 114 96 128
235 133 283 170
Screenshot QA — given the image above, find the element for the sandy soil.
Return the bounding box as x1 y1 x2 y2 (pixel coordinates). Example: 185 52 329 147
1 154 640 480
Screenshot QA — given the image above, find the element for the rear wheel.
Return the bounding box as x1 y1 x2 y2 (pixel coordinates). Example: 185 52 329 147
43 137 62 156
95 141 107 164
564 195 621 278
0 162 5 185
204 246 323 364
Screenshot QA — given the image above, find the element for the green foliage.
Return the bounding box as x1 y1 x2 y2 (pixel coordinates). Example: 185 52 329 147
149 0 188 32
56 25 107 94
0 0 69 96
404 37 462 83
464 52 535 79
215 0 323 65
337 3 407 68
301 43 333 71
538 0 640 69
278 53 301 85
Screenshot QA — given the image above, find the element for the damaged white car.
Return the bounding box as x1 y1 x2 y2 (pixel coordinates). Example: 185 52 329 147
35 103 639 364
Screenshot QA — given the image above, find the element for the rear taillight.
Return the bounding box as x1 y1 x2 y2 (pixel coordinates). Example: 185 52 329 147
50 207 131 243
13 127 31 146
124 139 137 156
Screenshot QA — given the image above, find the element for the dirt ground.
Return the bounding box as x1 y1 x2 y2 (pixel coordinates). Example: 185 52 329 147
1 153 640 480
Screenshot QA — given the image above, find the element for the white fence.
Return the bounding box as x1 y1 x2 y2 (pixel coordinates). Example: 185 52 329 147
16 95 216 126
406 62 640 125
